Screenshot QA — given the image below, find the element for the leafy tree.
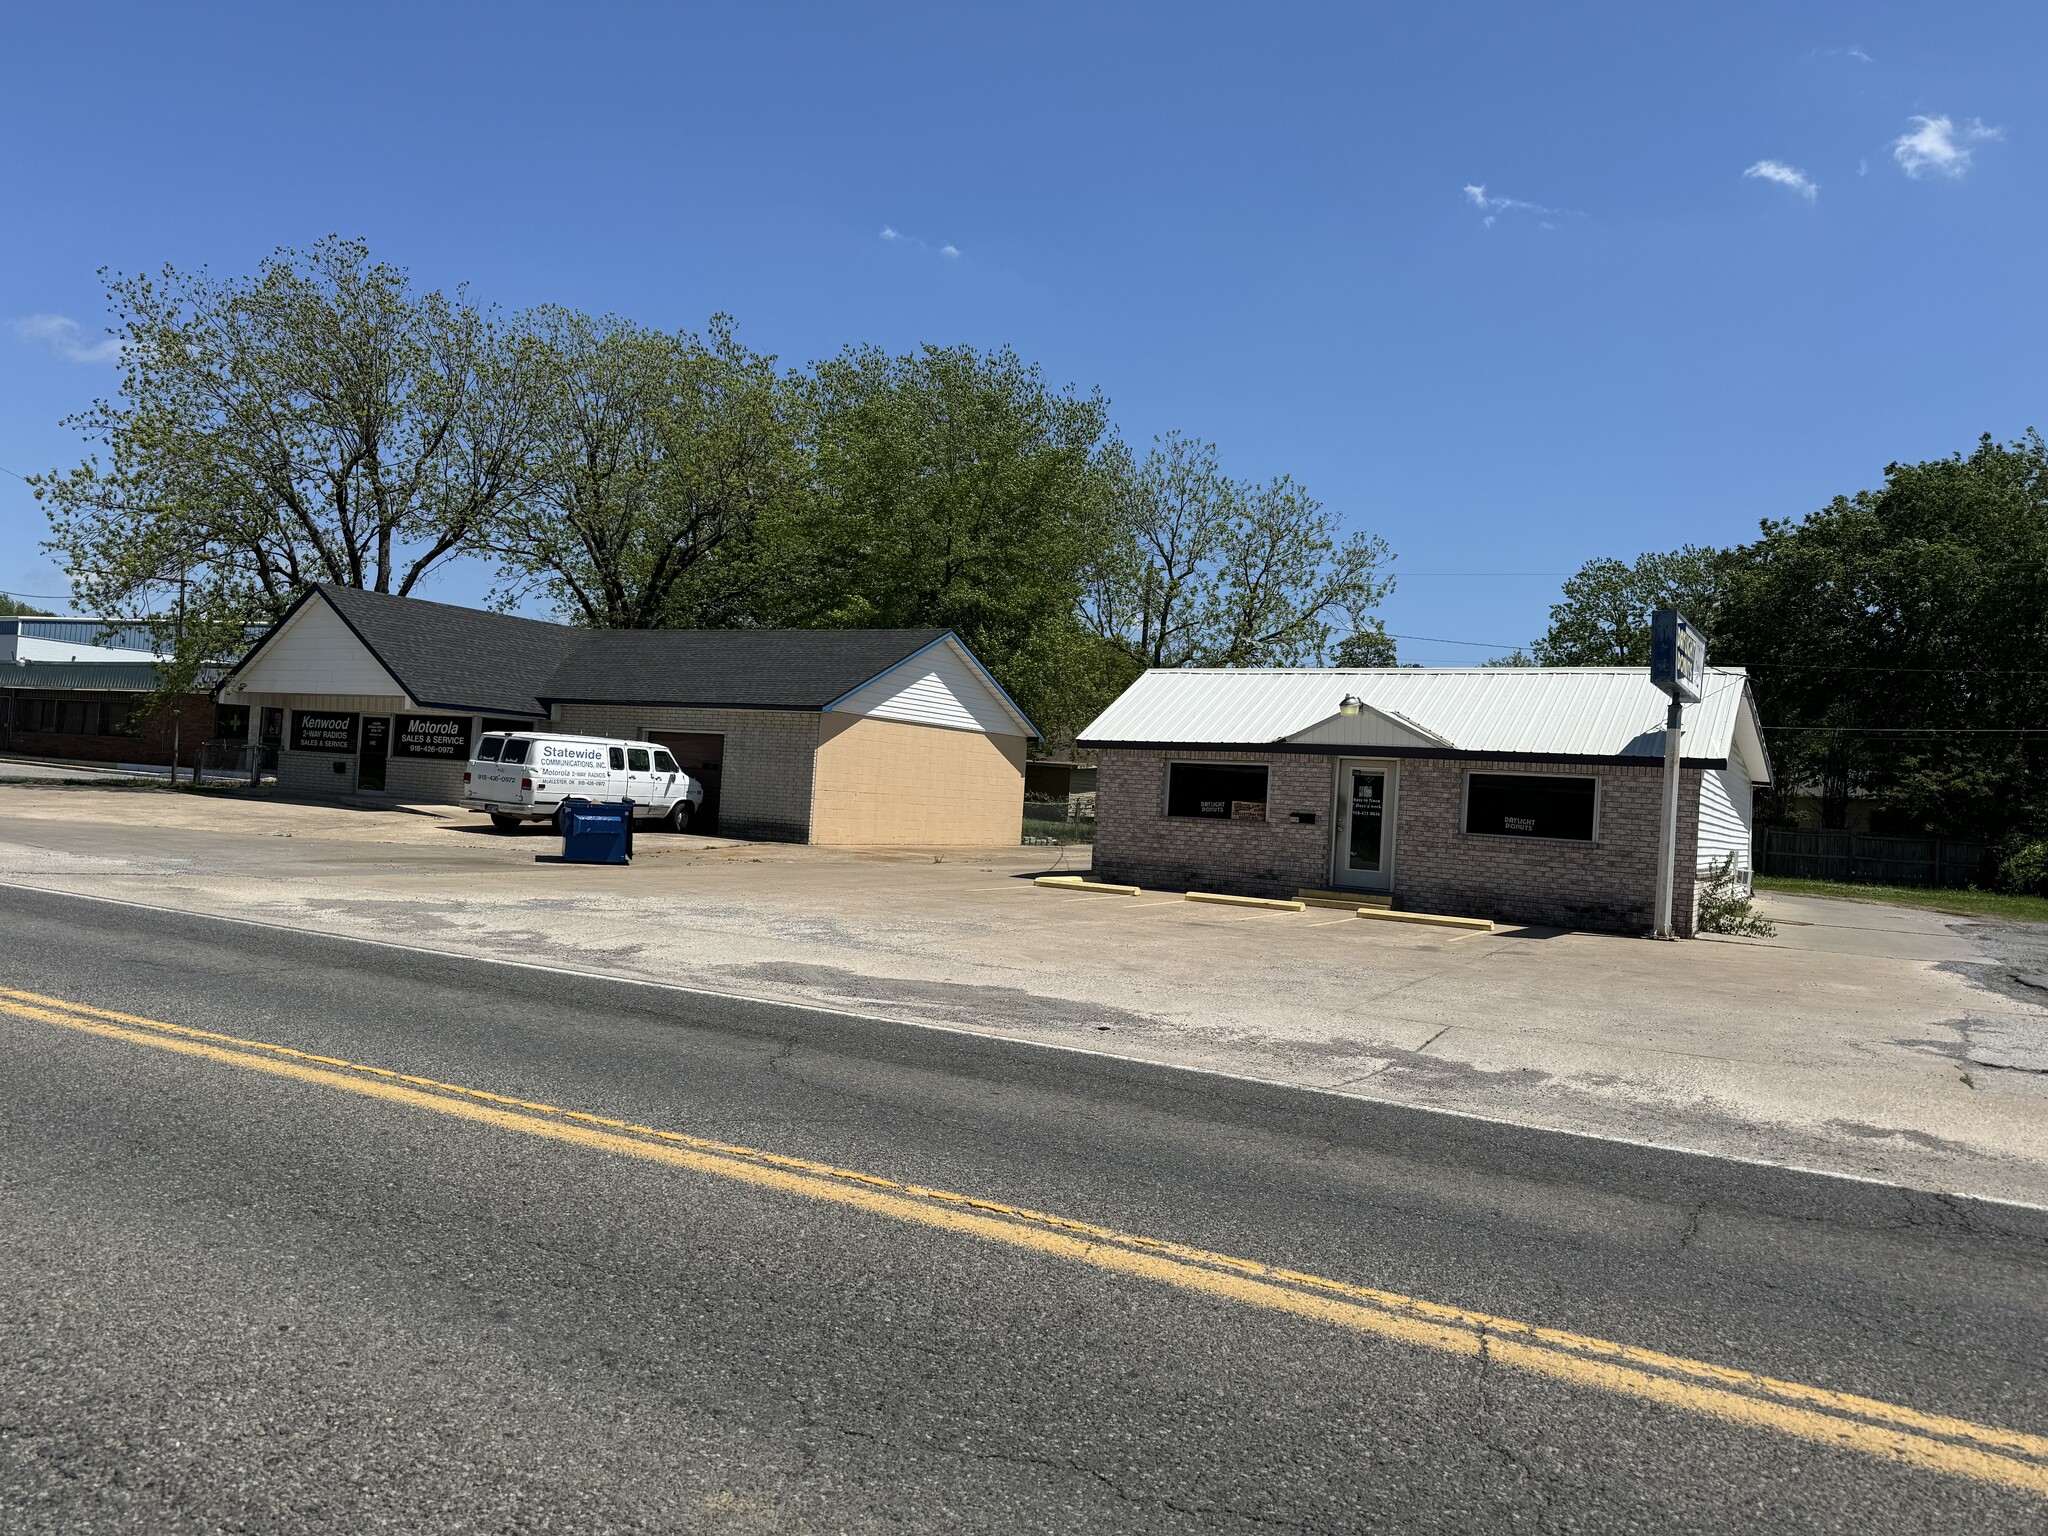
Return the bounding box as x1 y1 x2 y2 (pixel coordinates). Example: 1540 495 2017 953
487 310 806 629
34 236 538 634
1483 649 1536 668
1532 546 1727 666
0 595 53 616
1717 432 2048 837
779 343 1125 742
1082 431 1394 671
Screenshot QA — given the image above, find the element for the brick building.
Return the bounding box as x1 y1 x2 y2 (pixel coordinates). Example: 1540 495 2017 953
1078 666 1769 935
1 616 230 769
214 585 1035 845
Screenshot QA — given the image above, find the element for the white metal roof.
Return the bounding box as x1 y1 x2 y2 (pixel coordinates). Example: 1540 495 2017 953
1078 666 1771 783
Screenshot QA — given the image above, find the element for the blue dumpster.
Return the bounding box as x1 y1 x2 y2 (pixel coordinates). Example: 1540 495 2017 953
559 799 635 864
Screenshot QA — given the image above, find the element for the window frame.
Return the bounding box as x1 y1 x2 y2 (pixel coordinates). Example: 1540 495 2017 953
1163 759 1272 823
1459 770 1602 845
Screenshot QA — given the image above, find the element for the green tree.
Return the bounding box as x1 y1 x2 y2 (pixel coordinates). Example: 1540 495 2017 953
487 310 807 629
1532 546 1727 666
34 236 537 636
779 343 1124 742
1717 432 2048 837
1082 431 1395 670
0 595 53 616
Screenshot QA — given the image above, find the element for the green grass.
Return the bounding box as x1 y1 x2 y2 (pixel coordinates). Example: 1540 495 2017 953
1755 875 2048 925
1021 818 1096 846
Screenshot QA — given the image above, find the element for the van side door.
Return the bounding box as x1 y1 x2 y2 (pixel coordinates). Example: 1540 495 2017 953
606 745 627 802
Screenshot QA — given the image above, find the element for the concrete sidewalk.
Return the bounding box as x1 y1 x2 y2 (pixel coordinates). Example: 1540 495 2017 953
0 782 2042 1203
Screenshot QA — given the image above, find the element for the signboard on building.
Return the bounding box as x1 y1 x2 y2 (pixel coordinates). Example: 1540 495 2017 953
1649 609 1706 704
291 710 359 753
391 712 473 760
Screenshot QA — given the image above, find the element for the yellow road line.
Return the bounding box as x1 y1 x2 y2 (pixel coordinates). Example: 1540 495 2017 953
4 983 2044 1497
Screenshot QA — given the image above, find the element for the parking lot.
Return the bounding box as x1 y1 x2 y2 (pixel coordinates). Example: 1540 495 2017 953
1 780 2044 1203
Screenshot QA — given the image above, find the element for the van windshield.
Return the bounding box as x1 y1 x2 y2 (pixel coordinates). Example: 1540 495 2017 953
500 738 531 765
475 737 503 762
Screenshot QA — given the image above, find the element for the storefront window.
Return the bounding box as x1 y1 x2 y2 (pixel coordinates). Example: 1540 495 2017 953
1166 762 1269 821
1463 773 1597 842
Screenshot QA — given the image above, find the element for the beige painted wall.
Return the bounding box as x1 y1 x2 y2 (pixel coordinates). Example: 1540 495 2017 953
810 715 1026 847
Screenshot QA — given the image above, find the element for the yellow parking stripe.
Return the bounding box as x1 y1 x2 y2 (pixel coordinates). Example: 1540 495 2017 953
3 983 2044 1497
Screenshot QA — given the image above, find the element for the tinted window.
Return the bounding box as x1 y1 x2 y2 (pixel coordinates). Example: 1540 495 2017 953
1464 774 1596 841
1166 762 1268 821
609 747 625 770
653 750 678 774
499 738 530 765
627 747 651 772
475 737 503 762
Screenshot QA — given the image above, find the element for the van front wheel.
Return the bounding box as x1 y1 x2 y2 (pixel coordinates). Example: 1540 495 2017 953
665 801 693 833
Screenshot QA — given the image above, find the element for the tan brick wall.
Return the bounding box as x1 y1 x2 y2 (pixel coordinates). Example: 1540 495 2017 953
1093 749 1336 898
553 704 819 841
810 716 1026 847
1392 757 1701 934
1094 748 1704 934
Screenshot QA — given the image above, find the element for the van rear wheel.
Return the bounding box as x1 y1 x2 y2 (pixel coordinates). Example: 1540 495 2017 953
489 811 523 832
665 801 693 833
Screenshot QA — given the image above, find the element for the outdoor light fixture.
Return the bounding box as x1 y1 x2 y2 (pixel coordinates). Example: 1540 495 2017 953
1339 694 1363 717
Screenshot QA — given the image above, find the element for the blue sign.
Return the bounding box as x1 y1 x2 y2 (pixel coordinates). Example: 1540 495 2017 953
1650 610 1706 703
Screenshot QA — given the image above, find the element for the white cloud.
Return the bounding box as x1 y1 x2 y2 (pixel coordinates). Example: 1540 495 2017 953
1816 45 1873 64
13 314 119 364
1743 159 1818 201
1891 115 2004 179
879 225 963 259
1461 183 1562 226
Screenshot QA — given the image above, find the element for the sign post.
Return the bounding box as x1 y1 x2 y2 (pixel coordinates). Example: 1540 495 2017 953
1648 610 1706 939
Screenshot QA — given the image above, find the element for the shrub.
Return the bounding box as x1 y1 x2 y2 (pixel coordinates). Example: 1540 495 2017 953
1997 838 2048 897
1697 854 1776 937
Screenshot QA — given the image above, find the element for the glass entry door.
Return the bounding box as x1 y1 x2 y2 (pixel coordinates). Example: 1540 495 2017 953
357 717 390 792
1332 760 1396 891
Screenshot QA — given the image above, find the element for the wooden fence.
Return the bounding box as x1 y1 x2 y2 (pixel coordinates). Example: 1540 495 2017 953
1755 828 1992 890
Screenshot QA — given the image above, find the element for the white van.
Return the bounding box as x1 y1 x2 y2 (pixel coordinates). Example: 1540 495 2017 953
463 732 704 833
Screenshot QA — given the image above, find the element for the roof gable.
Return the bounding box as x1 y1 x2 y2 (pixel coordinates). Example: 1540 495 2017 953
824 634 1037 737
229 595 408 700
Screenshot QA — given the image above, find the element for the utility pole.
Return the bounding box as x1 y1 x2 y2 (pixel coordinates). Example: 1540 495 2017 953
1649 609 1706 940
1652 695 1684 938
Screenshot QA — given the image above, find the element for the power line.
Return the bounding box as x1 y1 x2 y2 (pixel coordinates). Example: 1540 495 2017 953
1762 725 2048 735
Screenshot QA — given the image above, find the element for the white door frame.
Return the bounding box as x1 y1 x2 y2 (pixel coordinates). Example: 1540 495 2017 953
1329 758 1398 891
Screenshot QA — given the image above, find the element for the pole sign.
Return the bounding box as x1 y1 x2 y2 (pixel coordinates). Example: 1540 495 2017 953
391 712 473 760
1649 609 1706 703
290 710 359 753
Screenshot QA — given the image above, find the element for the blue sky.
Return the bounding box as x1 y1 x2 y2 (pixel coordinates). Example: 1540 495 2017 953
2 3 2040 661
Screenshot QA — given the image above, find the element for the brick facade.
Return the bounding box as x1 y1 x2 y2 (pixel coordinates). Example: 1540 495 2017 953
1093 747 1704 935
553 704 820 842
1 691 218 768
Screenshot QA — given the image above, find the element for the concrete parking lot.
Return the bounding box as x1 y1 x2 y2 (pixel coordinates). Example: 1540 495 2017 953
1 781 2043 1203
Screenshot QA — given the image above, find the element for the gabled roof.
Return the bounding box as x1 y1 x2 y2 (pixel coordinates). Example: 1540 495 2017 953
214 585 1035 733
1079 666 1771 783
545 626 953 710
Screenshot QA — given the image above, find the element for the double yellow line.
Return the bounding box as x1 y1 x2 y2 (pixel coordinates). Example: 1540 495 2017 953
4 982 2045 1498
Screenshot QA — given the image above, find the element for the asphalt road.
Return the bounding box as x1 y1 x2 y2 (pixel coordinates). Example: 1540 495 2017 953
2 884 2045 1533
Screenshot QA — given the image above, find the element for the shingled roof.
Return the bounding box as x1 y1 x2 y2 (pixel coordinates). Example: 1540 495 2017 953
218 585 1007 723
547 626 952 709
